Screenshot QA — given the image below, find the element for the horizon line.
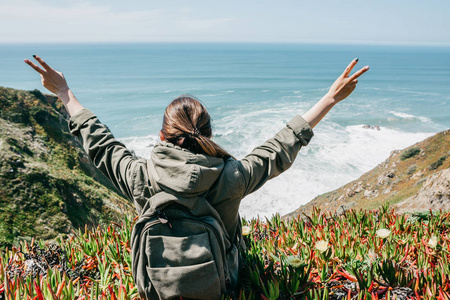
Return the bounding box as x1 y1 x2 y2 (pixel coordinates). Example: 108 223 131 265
1 40 450 47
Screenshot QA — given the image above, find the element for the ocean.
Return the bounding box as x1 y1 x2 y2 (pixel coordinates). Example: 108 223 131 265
1 43 449 218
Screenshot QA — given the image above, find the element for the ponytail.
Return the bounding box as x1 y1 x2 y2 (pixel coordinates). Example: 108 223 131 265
161 96 234 160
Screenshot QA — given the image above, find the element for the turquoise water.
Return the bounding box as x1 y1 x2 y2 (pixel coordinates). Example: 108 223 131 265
1 43 449 218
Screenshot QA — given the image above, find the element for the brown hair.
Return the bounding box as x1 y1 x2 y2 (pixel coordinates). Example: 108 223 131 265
161 96 233 159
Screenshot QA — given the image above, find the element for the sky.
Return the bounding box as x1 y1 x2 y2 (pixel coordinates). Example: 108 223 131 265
0 0 449 45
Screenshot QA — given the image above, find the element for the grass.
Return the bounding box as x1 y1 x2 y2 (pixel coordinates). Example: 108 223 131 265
1 204 450 299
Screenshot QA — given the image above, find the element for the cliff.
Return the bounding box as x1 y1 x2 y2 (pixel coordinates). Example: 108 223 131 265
0 87 135 247
287 129 450 217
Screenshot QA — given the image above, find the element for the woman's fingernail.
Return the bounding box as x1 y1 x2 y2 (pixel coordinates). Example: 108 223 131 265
365 66 370 70
32 54 36 58
355 58 359 62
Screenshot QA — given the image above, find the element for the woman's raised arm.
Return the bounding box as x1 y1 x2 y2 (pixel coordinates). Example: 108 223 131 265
24 55 145 210
24 55 84 117
237 59 369 197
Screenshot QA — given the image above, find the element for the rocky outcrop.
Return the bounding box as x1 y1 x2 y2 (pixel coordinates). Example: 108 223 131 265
286 129 450 217
0 87 135 247
396 169 450 212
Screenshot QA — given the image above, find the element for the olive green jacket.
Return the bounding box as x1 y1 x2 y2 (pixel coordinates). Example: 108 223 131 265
69 109 314 239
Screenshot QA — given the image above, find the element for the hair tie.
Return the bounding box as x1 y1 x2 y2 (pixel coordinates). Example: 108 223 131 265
191 127 201 137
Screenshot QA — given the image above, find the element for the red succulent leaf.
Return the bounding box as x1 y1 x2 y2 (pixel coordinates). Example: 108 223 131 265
336 269 357 282
33 280 44 300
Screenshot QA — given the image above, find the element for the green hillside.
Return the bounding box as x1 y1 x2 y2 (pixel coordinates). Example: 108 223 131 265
0 87 135 247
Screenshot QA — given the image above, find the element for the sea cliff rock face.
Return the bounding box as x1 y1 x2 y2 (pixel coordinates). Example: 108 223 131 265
0 87 135 247
287 129 450 217
396 169 450 212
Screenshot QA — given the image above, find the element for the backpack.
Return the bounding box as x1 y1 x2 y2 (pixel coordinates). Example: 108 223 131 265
130 168 243 300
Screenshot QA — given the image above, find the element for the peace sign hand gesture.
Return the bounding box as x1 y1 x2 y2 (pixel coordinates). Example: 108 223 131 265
24 55 83 117
24 55 70 98
327 58 369 102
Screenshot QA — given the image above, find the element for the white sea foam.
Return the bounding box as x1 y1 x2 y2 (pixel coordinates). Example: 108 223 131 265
390 111 416 119
389 111 433 123
150 90 173 94
385 88 443 97
238 122 434 219
203 90 236 97
120 135 160 159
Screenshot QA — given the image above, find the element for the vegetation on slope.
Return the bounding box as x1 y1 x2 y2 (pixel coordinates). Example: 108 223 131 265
0 87 135 247
2 204 450 299
288 130 450 217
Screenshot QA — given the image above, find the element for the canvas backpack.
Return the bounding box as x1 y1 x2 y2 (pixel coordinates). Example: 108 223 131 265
130 170 243 300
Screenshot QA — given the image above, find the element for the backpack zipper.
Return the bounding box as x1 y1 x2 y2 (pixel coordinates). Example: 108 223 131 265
157 210 172 228
140 218 163 237
138 210 172 242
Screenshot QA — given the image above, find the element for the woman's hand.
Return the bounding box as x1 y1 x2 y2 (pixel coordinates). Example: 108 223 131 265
302 59 369 128
24 55 70 98
326 58 369 103
24 55 84 117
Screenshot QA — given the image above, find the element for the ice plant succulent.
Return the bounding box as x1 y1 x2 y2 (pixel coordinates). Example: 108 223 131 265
285 255 303 268
314 240 329 253
376 228 391 239
2 204 450 299
241 225 252 236
428 235 438 248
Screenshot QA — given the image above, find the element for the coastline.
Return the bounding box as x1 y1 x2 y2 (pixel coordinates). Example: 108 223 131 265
286 129 450 218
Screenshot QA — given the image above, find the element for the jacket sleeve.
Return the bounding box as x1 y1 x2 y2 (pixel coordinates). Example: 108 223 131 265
237 115 314 198
68 108 142 201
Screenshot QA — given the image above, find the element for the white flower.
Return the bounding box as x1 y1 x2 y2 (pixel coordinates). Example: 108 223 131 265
376 228 391 239
286 256 303 268
242 226 252 236
314 240 329 253
428 236 438 248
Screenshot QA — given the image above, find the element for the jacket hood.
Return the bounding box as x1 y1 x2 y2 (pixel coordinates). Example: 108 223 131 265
148 141 225 197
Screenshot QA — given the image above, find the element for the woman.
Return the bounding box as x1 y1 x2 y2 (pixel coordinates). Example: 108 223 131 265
25 55 369 298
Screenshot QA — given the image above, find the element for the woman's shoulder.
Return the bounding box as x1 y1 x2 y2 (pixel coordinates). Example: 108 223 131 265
220 157 245 190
